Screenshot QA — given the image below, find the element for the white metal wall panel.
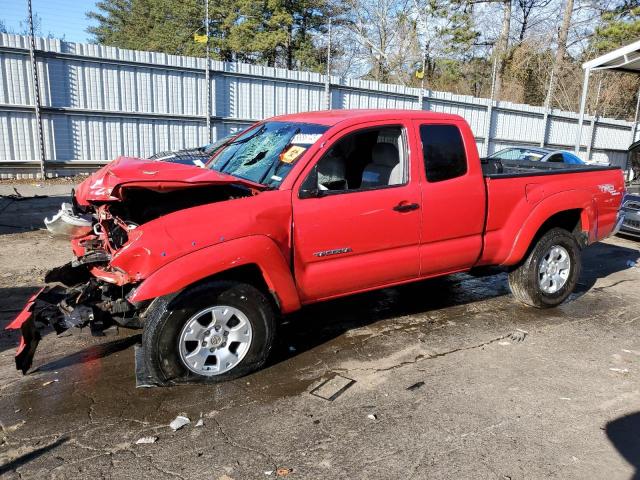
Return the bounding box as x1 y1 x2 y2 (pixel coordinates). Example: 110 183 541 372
0 33 635 166
494 110 543 143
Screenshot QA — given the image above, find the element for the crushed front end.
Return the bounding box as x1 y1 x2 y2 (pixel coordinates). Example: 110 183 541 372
5 157 262 374
6 199 143 374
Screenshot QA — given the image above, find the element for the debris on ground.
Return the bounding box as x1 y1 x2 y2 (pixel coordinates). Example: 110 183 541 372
264 471 274 476
407 381 425 391
609 368 629 374
135 436 158 444
309 374 356 401
42 379 59 386
367 414 377 420
195 418 204 427
0 187 48 201
509 329 528 342
169 415 191 431
275 467 293 476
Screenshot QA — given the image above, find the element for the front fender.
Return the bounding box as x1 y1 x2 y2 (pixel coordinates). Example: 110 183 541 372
128 235 301 313
503 189 596 265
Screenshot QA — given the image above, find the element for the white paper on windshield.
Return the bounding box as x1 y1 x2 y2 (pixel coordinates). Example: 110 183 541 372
291 133 322 145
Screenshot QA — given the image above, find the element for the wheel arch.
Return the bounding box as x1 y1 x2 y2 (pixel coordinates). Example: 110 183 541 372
504 191 596 266
128 235 301 313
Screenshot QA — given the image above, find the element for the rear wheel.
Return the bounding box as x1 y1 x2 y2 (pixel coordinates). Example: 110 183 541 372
508 228 581 308
142 281 276 383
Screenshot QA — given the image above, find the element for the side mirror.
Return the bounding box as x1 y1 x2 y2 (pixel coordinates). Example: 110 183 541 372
299 165 321 199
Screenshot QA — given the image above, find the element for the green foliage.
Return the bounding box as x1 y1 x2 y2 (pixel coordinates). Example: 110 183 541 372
592 1 640 53
87 0 335 70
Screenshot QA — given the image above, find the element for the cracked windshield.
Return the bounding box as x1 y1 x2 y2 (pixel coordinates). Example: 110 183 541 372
209 121 328 187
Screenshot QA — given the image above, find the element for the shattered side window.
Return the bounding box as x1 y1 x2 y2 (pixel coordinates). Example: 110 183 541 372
209 122 328 187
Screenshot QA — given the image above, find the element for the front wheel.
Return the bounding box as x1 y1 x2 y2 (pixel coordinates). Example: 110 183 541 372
142 281 276 384
508 227 581 308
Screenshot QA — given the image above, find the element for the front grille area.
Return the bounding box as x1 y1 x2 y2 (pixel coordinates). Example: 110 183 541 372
623 219 640 231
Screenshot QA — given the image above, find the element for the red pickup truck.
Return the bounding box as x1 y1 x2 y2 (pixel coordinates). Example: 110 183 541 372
8 110 625 384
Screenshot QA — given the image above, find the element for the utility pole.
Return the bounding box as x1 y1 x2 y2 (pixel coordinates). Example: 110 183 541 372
417 43 427 110
586 77 602 162
484 57 499 156
539 67 555 147
324 19 332 110
27 0 46 178
204 0 211 143
630 87 640 147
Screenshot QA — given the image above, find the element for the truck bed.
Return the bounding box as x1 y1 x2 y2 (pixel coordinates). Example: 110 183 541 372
478 160 624 267
481 158 619 178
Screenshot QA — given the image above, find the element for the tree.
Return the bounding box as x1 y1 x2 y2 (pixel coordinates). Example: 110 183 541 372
514 0 553 41
492 0 512 100
585 0 640 118
591 0 640 53
544 0 574 111
87 0 336 71
413 0 479 86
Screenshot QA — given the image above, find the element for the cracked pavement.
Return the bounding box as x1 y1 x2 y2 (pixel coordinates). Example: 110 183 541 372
1 184 640 479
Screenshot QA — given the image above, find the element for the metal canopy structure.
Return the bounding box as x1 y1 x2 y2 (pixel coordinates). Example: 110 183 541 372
576 39 640 153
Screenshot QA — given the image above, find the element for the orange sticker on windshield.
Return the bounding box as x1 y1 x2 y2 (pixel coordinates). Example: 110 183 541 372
280 145 306 164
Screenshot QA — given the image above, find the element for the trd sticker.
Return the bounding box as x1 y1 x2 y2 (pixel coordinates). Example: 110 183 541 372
598 184 621 196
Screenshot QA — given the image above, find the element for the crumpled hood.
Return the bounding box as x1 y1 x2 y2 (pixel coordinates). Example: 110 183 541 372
75 156 264 206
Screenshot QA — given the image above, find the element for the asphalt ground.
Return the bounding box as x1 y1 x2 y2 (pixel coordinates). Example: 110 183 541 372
0 183 639 479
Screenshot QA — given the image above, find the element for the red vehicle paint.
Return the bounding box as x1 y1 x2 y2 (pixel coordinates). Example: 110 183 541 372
6 110 626 382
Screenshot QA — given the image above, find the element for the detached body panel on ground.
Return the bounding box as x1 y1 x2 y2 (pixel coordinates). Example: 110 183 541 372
6 109 626 383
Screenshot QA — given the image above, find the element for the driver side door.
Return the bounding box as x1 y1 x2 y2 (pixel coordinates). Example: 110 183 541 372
291 121 422 303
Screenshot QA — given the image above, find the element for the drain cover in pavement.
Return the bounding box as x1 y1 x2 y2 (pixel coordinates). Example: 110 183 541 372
310 374 356 401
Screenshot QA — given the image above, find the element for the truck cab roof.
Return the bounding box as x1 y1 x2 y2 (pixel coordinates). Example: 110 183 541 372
270 109 465 127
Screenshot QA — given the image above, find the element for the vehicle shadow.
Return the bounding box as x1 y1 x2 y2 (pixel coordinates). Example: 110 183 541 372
0 194 68 235
270 240 639 367
0 437 68 475
574 241 640 295
606 412 640 479
270 271 509 366
0 241 637 375
34 335 141 373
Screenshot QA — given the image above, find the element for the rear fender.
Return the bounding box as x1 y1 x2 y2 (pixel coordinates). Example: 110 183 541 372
504 190 596 265
128 235 301 313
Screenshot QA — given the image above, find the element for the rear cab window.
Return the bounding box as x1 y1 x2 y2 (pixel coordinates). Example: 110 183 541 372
419 124 468 182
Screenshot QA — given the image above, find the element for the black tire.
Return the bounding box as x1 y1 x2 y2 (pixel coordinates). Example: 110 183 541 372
142 280 276 384
508 227 581 308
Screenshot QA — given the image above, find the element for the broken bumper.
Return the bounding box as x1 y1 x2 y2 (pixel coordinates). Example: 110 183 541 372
5 287 70 374
44 202 93 237
5 273 140 375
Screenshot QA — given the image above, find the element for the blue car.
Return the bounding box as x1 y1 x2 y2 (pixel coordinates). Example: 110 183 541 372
489 147 586 165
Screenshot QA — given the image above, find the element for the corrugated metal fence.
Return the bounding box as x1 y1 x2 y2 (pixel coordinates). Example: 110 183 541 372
0 33 637 175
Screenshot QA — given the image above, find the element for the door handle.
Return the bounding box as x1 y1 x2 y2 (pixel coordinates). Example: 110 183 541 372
393 202 420 212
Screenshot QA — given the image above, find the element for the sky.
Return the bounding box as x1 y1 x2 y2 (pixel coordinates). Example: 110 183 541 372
2 0 98 43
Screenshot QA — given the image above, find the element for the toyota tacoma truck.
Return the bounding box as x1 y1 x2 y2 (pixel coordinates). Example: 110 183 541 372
7 110 626 384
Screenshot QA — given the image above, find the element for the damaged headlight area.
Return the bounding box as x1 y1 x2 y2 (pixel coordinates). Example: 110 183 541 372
44 202 93 238
6 269 142 375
